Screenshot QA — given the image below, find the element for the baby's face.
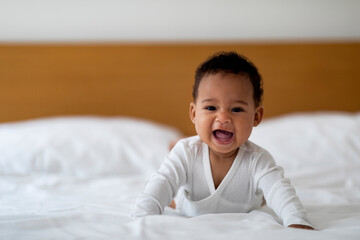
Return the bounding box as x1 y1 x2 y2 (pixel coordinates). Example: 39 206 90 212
190 73 263 157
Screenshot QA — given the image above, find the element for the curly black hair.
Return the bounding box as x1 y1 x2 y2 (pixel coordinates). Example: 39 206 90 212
193 51 263 107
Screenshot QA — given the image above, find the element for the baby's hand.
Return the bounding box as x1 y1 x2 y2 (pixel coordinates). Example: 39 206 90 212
288 224 315 230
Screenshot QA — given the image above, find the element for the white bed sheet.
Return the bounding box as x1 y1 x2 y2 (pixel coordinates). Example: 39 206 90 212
0 174 359 240
0 113 359 239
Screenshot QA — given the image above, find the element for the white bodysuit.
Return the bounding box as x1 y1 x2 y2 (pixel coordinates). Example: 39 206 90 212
132 136 312 227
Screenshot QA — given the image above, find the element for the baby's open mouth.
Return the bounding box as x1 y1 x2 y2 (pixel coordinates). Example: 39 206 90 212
213 130 234 143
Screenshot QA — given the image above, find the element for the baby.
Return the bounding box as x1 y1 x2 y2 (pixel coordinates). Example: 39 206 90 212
131 51 314 230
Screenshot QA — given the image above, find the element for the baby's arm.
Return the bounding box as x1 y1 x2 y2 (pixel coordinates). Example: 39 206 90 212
254 152 314 229
131 141 188 218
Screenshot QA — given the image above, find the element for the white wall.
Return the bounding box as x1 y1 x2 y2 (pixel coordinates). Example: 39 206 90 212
0 0 359 42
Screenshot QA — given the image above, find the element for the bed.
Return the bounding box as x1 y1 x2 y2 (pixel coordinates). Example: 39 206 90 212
0 43 360 239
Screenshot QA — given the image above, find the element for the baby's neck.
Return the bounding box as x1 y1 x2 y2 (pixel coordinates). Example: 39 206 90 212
209 148 239 163
208 148 239 189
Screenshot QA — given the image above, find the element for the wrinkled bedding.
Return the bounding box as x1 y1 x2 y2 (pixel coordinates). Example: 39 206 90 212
0 113 359 239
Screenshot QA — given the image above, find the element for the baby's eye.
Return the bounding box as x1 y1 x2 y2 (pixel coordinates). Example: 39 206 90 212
205 106 217 111
231 107 244 113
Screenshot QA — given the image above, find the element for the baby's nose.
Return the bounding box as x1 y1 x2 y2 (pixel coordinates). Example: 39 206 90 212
216 111 231 124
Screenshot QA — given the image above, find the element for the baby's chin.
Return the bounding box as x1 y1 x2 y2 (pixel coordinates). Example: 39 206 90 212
209 138 240 155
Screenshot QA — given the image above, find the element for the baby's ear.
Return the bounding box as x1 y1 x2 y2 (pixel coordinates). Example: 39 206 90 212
253 106 263 127
189 102 196 124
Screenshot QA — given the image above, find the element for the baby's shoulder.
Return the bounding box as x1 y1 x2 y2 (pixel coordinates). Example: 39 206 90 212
171 135 204 156
241 141 274 163
176 135 203 149
241 140 268 154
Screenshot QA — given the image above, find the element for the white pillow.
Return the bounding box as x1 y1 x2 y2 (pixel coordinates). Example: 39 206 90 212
0 116 182 177
249 112 360 187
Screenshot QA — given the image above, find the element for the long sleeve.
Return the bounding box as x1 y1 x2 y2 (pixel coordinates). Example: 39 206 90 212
131 140 190 218
253 151 313 227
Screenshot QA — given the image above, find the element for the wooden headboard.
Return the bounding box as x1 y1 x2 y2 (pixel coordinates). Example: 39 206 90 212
1 43 359 135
